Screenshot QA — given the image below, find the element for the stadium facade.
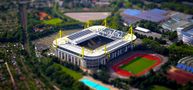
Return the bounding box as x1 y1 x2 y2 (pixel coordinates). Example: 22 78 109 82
177 24 193 45
53 26 136 69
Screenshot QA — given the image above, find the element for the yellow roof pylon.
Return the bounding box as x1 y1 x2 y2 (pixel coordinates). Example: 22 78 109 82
124 25 134 41
59 30 62 38
102 19 107 27
81 47 85 58
85 20 92 28
104 45 110 59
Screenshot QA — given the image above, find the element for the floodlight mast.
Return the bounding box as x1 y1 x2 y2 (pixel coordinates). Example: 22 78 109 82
124 25 134 42
59 30 62 38
85 20 92 28
102 19 107 27
81 47 84 58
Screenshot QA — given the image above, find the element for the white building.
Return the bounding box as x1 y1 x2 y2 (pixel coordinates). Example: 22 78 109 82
135 26 150 33
177 24 193 45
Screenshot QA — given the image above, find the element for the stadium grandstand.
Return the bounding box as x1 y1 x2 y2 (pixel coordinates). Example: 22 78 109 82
176 56 193 73
177 24 193 45
53 26 136 69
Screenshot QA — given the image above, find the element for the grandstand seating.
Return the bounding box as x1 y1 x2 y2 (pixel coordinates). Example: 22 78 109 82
107 40 126 50
77 35 114 50
176 63 193 73
100 29 125 39
68 30 92 40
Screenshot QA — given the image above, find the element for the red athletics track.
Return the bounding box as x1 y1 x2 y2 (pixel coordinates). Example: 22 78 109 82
112 53 162 77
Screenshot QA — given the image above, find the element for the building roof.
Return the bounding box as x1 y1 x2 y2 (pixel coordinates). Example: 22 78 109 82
171 12 192 21
123 9 142 16
183 28 193 37
136 8 169 22
135 26 150 33
121 14 141 25
162 18 192 31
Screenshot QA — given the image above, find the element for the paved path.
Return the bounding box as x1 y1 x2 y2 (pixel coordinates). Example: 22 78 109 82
5 62 17 90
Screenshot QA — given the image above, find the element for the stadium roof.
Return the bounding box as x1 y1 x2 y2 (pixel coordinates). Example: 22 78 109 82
123 9 142 16
184 28 193 37
53 26 136 57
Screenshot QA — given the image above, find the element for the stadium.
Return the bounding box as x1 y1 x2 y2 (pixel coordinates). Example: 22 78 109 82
112 53 162 77
53 25 136 69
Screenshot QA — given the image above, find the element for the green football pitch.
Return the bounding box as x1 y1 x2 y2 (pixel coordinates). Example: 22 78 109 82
120 57 157 74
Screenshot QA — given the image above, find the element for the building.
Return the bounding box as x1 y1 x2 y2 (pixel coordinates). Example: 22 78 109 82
53 26 136 69
136 8 170 23
162 19 191 31
176 56 193 73
121 9 142 25
162 12 193 31
135 26 150 33
177 24 193 45
121 8 171 25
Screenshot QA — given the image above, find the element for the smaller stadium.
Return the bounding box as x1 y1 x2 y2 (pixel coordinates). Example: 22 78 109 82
112 53 162 77
167 56 193 84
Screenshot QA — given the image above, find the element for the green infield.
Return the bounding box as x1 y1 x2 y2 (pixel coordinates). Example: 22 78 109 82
120 57 157 74
42 18 63 25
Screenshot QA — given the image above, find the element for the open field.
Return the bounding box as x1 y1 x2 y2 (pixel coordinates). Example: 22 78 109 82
52 64 82 80
33 29 80 47
58 64 82 80
120 57 156 74
112 54 162 77
42 18 63 25
64 12 110 22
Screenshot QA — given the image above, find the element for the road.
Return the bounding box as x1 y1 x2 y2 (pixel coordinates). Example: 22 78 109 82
5 62 17 90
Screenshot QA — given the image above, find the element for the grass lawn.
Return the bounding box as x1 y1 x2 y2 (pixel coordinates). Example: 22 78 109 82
120 57 156 74
42 18 63 25
59 64 82 80
151 85 171 90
